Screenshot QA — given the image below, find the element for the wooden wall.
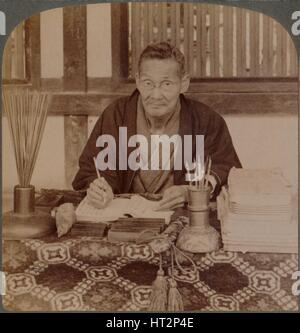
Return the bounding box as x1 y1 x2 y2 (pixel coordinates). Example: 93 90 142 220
2 3 299 189
130 3 298 78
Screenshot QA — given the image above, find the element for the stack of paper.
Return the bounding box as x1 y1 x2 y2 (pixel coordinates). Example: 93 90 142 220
217 168 298 253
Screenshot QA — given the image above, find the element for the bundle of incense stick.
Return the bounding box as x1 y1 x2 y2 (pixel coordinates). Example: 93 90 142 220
2 88 52 187
186 156 212 189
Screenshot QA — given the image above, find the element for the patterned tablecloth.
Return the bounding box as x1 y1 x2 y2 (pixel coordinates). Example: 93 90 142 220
2 232 299 312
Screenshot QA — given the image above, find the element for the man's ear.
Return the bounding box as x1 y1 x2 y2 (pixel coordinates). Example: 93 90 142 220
180 74 190 93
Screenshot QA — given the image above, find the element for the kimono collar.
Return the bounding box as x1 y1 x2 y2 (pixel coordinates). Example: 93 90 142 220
122 89 193 191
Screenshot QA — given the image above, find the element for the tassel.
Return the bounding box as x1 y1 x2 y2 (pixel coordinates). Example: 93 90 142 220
167 249 184 311
167 279 184 311
148 255 168 311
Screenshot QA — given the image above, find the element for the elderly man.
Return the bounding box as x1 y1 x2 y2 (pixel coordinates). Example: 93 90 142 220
72 42 241 210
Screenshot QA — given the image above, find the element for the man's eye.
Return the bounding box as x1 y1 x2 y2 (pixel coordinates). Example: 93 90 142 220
162 81 172 87
143 81 152 87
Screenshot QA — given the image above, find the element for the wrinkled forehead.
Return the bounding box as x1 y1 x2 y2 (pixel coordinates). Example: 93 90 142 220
138 58 182 79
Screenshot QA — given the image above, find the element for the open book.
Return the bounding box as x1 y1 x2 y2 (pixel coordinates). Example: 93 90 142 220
75 195 173 224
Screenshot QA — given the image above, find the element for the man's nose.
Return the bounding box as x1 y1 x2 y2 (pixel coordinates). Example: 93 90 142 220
150 86 163 99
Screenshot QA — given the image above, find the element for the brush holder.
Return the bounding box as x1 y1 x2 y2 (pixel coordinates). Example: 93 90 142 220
188 186 210 219
176 186 220 253
13 185 35 215
3 184 55 240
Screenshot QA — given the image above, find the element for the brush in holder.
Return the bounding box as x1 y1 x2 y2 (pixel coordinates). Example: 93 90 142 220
176 186 220 253
2 89 55 240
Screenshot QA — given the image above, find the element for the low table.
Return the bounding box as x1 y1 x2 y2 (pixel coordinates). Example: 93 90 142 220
2 192 298 312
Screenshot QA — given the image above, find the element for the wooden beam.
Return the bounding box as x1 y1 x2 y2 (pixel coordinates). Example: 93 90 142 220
185 92 298 115
187 79 298 93
3 79 298 119
46 90 298 117
49 93 129 116
41 78 63 92
111 3 129 81
40 78 298 93
25 14 41 88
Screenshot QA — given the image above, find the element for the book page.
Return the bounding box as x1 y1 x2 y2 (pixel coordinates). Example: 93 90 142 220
75 195 173 224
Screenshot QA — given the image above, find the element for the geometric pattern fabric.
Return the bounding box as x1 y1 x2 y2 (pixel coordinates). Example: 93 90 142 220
2 235 298 312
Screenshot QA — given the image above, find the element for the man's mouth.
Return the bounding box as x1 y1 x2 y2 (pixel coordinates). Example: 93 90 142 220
148 104 166 108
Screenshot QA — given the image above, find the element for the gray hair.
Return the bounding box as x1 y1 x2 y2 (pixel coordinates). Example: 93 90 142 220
138 42 186 77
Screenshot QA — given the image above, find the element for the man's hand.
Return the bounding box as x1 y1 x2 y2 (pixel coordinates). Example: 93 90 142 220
156 180 215 211
86 178 114 209
156 185 188 211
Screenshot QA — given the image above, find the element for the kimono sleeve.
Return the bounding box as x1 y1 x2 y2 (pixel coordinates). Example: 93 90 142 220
204 112 242 194
72 107 122 193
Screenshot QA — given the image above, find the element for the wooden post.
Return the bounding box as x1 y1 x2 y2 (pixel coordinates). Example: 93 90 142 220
63 5 88 189
171 2 181 48
209 5 220 77
223 5 233 77
25 14 41 88
288 35 298 77
183 3 194 75
262 15 273 77
111 3 129 81
2 35 12 80
275 21 287 77
63 5 87 91
131 3 141 76
14 22 25 79
147 3 153 44
64 116 88 188
236 8 248 77
249 11 260 77
161 3 168 42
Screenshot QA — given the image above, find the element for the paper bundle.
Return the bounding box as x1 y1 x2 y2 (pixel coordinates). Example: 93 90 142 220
217 168 298 253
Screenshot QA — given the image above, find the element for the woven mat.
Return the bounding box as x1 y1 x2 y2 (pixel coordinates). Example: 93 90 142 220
2 233 298 312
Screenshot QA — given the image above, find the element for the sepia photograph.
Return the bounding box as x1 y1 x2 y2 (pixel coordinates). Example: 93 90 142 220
1 1 299 312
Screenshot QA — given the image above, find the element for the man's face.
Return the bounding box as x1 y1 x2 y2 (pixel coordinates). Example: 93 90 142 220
136 58 189 118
